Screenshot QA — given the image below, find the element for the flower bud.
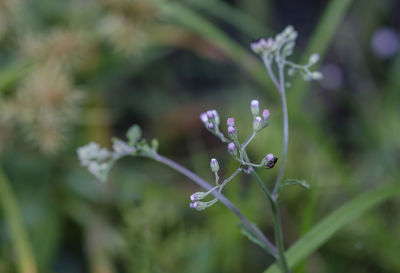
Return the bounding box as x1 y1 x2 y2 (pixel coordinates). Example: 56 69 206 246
262 109 270 127
311 71 323 80
309 53 320 65
200 113 208 123
253 116 262 132
262 109 270 120
251 38 268 54
227 117 235 127
227 142 236 152
207 123 215 130
227 126 237 139
190 192 207 201
210 158 219 173
190 201 207 211
227 142 237 156
250 99 259 116
212 110 220 125
265 153 278 169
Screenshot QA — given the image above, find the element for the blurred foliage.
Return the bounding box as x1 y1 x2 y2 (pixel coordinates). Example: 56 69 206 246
0 0 400 273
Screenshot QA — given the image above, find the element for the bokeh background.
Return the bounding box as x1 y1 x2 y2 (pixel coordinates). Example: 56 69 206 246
0 0 399 272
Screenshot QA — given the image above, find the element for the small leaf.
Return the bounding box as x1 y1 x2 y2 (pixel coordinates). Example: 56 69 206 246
238 222 273 255
278 179 310 197
126 125 141 145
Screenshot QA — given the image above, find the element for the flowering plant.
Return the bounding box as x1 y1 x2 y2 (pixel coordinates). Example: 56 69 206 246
78 26 321 273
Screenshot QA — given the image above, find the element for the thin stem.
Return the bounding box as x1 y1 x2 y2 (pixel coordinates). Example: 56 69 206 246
0 167 37 273
272 62 289 197
151 152 278 258
217 167 242 195
252 171 290 273
263 55 280 90
241 132 255 150
260 54 291 273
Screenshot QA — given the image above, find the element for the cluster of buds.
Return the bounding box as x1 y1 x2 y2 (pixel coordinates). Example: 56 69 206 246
250 100 270 132
251 26 298 58
191 99 277 211
77 142 114 182
189 158 221 210
200 110 220 131
251 26 323 81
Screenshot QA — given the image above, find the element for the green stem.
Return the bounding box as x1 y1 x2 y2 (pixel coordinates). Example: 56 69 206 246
0 167 37 273
241 132 255 150
152 152 278 257
272 63 289 197
252 171 290 273
259 56 291 273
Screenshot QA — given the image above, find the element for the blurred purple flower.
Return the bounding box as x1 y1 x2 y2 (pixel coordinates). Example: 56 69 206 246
371 28 399 58
320 64 343 90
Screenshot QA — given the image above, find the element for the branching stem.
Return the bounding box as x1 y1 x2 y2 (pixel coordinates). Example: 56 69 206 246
151 152 278 258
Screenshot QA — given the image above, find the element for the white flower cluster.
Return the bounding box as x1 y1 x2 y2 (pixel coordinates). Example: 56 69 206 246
251 25 323 81
251 26 298 58
77 142 113 182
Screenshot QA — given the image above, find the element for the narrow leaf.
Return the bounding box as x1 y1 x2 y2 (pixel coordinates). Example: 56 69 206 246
279 179 310 196
238 222 270 252
264 183 400 273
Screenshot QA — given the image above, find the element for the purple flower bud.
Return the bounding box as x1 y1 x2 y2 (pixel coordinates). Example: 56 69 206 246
253 116 262 132
210 158 219 172
227 126 237 138
251 38 271 54
251 99 260 116
227 117 235 127
228 142 236 152
206 110 214 119
265 154 278 169
266 38 274 48
262 109 270 120
190 192 207 201
200 113 208 123
190 201 207 211
251 99 259 108
207 123 215 130
265 153 274 162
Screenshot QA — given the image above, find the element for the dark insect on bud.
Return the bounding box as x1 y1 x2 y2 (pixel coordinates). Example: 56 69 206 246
266 157 278 169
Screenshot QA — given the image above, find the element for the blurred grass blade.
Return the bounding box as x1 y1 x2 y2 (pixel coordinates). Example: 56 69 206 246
157 1 275 94
0 61 32 93
264 183 400 273
183 0 270 38
289 0 354 106
0 167 37 273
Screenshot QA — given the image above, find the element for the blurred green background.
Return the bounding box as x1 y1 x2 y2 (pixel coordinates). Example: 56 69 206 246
0 0 399 272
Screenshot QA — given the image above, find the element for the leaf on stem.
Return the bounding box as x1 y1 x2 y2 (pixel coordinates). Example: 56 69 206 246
238 222 271 253
277 179 310 197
